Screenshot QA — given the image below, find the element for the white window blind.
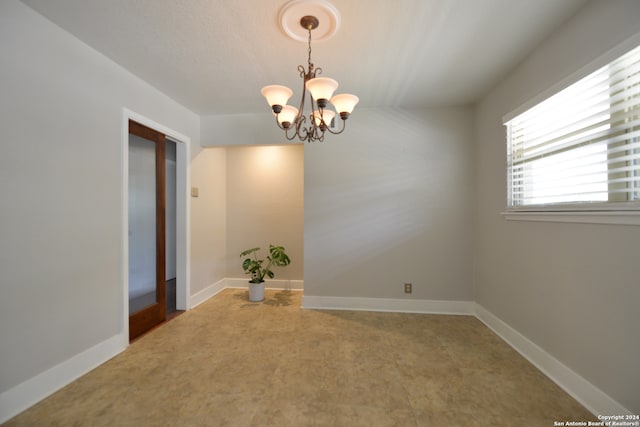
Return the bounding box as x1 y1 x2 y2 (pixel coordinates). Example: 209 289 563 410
505 44 640 210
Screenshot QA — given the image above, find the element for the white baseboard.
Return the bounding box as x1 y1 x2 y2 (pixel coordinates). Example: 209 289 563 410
189 278 303 308
224 278 304 291
475 304 631 416
188 278 227 309
302 295 475 315
0 333 126 424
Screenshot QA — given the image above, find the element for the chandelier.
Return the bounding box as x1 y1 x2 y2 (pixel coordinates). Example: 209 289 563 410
261 13 359 143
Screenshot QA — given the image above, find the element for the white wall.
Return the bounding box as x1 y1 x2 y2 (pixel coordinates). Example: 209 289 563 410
304 107 474 300
201 108 474 301
474 0 640 413
225 145 304 281
0 0 214 402
201 113 287 147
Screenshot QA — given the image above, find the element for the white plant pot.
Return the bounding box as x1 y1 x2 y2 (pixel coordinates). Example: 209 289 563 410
248 282 265 302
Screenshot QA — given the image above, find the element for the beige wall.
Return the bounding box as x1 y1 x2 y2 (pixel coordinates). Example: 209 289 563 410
474 0 640 412
190 147 227 294
225 145 304 281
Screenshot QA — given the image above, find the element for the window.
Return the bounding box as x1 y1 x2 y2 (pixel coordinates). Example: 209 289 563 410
505 44 640 212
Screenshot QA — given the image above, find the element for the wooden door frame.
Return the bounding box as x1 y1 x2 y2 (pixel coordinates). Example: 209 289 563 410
128 120 166 340
121 109 190 344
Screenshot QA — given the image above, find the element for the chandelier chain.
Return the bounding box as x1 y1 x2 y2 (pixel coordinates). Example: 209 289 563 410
307 26 312 70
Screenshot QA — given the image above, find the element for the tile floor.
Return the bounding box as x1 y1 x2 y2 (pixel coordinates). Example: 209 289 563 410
4 289 595 426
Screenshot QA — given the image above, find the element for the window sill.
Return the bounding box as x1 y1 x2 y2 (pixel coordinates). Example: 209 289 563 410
501 210 640 226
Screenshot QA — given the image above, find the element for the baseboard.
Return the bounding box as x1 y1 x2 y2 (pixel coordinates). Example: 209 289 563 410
0 333 126 424
224 278 304 291
188 278 227 308
475 304 631 416
189 278 303 308
302 295 475 315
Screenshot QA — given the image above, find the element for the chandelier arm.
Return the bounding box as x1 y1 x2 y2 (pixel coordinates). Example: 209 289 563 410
274 114 287 131
307 76 318 130
298 68 309 127
295 114 307 134
274 114 304 142
284 128 300 141
302 125 314 142
309 101 317 132
324 118 347 135
312 118 326 141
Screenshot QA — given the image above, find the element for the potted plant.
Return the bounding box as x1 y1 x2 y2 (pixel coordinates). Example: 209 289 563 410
240 245 291 301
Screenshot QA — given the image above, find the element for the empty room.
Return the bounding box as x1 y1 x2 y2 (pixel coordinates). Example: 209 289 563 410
1 0 639 426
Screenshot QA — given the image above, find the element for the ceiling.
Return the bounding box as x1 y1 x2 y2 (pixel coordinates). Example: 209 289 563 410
21 0 588 115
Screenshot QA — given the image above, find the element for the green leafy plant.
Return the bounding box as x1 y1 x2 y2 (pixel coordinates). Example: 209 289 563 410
240 245 291 283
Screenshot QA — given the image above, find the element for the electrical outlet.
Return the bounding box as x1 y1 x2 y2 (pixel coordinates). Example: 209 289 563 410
404 283 412 294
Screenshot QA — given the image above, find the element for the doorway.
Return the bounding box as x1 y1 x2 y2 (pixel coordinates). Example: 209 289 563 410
127 120 168 340
122 110 190 343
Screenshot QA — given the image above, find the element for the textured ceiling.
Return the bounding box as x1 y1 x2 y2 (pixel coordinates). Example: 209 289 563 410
21 0 588 115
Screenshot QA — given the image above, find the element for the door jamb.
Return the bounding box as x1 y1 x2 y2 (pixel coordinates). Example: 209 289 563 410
121 108 191 344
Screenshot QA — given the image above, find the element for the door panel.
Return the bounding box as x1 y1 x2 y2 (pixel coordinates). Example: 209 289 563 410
128 120 166 341
128 134 157 313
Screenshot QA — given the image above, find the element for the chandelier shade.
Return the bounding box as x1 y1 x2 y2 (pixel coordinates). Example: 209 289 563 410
330 93 359 117
260 85 293 112
261 7 358 143
305 77 339 105
277 105 299 127
313 109 335 128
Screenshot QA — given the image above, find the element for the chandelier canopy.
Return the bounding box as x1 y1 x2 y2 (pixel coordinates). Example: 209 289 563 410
261 12 358 143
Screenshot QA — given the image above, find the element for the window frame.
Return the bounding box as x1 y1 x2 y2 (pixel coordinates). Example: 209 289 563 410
502 33 640 225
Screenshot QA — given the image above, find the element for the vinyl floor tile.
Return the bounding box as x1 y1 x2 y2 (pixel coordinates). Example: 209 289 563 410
4 289 595 426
